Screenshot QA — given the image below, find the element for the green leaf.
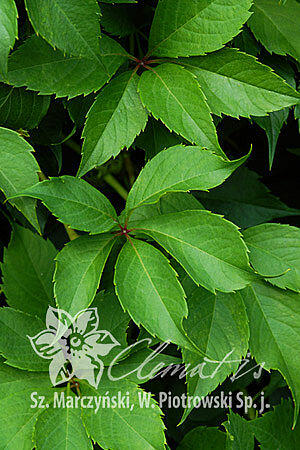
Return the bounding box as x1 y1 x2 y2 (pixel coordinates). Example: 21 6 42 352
160 192 204 214
138 63 222 154
0 308 49 371
4 35 127 98
241 281 300 426
134 116 184 160
81 376 166 449
2 224 56 319
14 175 118 234
0 0 18 77
182 288 249 420
0 126 39 231
0 363 53 450
101 3 137 37
197 167 300 228
78 71 148 176
178 426 227 449
34 405 93 450
25 0 101 59
67 93 95 128
248 400 300 448
114 238 195 351
223 411 254 450
179 48 300 118
254 108 289 169
0 83 50 130
54 233 116 316
248 0 300 62
243 223 300 292
134 210 255 293
126 145 248 212
148 0 252 57
91 290 130 365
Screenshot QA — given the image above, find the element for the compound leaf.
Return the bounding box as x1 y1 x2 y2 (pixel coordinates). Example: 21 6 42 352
179 48 300 118
78 71 148 177
148 0 252 57
114 238 195 351
2 224 56 319
0 126 39 231
134 210 255 293
126 145 248 212
14 175 117 234
138 63 222 154
54 234 116 316
243 223 300 292
25 0 101 59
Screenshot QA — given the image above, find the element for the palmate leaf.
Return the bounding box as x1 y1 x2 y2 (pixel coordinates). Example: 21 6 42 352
25 0 101 59
114 238 196 351
81 376 166 449
182 287 249 421
125 145 249 212
138 63 223 154
0 83 50 130
197 167 300 228
0 364 53 449
3 35 127 98
0 0 18 77
0 308 49 371
179 48 300 118
240 281 300 426
54 234 116 316
148 0 252 57
35 405 93 450
133 211 255 293
14 175 118 234
2 224 56 319
78 71 148 177
248 0 300 62
0 127 39 231
243 223 300 292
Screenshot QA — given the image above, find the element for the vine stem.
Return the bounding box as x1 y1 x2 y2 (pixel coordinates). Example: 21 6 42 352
103 174 128 200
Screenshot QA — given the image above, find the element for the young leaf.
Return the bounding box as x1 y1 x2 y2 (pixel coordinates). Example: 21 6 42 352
178 427 227 450
2 225 56 319
148 0 252 57
114 238 195 351
13 175 118 234
138 63 222 154
0 126 39 231
0 308 49 371
81 376 166 449
248 0 300 62
25 0 101 59
0 0 18 77
54 234 116 316
0 364 53 449
243 223 300 292
4 35 127 98
0 84 50 130
125 145 249 212
197 167 300 228
78 71 148 177
179 48 300 118
35 405 93 449
133 210 255 293
254 108 289 169
182 287 249 421
241 281 300 426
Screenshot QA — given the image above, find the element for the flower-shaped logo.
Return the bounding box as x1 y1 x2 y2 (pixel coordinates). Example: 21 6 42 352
28 306 120 387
